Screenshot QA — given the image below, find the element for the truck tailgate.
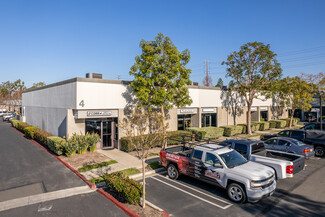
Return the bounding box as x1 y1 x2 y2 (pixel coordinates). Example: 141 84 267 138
293 156 305 174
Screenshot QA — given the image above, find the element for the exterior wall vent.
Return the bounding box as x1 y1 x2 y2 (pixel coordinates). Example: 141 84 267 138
86 73 103 79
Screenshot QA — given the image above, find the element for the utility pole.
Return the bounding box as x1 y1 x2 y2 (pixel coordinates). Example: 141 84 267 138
205 60 209 86
320 92 323 130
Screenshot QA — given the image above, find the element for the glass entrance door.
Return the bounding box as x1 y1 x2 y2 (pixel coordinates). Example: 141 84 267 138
102 121 112 148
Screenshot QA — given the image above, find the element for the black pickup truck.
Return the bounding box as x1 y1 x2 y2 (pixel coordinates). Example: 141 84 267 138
260 130 325 157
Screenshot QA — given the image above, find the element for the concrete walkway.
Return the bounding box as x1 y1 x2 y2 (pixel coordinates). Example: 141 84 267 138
81 149 144 179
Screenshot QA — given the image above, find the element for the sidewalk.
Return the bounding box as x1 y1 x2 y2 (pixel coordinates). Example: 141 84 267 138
81 149 144 179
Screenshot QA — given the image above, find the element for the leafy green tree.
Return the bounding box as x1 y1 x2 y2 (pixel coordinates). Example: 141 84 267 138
129 33 193 147
29 82 46 89
276 76 316 127
215 78 224 88
222 42 282 134
119 107 164 208
0 79 26 111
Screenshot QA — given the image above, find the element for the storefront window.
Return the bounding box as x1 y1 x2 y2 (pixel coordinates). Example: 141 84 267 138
178 114 192 130
201 113 217 127
260 111 268 121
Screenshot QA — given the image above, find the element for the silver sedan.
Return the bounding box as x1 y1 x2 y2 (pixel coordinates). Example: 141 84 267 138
264 137 314 159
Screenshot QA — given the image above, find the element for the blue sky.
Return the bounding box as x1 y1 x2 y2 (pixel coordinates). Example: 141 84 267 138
0 0 325 87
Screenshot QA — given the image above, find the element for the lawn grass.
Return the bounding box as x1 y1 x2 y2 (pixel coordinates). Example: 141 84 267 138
89 176 104 184
147 161 162 170
78 160 118 172
243 133 265 139
120 168 141 176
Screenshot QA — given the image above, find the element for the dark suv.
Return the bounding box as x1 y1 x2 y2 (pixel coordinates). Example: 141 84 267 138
301 123 325 131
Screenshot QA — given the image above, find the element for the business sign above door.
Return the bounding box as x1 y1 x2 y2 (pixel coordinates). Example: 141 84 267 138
251 107 257 111
87 111 111 116
177 108 197 114
202 108 216 113
74 110 118 119
260 107 268 111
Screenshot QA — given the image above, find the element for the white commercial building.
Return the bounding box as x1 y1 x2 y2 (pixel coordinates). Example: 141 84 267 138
22 75 288 149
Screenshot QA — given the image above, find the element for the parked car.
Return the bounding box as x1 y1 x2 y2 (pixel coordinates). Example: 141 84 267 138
3 113 16 121
264 137 314 159
301 123 325 131
261 129 325 157
0 111 8 117
219 139 305 179
160 144 276 203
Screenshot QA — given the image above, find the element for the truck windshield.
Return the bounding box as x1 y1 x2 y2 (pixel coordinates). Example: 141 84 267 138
219 151 247 168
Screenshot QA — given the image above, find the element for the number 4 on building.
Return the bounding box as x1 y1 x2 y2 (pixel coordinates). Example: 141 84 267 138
79 100 85 107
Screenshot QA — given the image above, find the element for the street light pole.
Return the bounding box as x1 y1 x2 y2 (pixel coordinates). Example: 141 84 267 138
320 92 323 131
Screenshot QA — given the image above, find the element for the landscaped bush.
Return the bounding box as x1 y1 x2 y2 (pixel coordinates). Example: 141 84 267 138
251 122 260 132
273 120 287 128
24 126 39 139
186 127 207 140
47 136 66 155
293 118 300 125
220 125 242 137
34 130 54 146
16 122 31 132
120 137 133 152
84 132 101 152
238 124 247 134
62 139 78 157
103 171 143 204
166 130 193 145
258 121 270 131
10 119 20 128
268 121 277 128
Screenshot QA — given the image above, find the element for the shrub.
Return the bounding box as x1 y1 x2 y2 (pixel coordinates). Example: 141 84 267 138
120 137 133 152
238 124 247 134
269 121 276 128
103 171 143 204
24 126 39 139
84 132 101 152
17 122 31 132
281 119 291 127
259 121 270 131
251 122 260 132
166 130 193 145
186 127 207 140
201 127 225 139
47 136 66 155
220 125 242 137
62 140 78 157
273 120 287 128
34 130 53 146
10 119 20 128
293 118 300 125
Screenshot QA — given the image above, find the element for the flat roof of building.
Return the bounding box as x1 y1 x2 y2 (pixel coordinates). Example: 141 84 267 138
23 77 221 93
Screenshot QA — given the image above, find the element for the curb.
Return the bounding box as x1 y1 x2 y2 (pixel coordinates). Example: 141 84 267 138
11 126 96 189
97 188 140 217
129 167 166 180
146 200 170 217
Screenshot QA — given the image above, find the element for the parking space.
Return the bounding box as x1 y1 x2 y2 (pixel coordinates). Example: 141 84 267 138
145 157 325 217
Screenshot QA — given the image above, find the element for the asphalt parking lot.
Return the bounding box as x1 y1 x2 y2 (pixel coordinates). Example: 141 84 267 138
145 157 325 217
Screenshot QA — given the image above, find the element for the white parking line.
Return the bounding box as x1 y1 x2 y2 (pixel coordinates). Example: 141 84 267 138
150 176 232 210
156 174 232 205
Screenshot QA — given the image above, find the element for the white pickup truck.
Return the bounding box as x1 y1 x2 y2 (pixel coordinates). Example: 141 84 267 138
160 144 276 203
219 139 305 179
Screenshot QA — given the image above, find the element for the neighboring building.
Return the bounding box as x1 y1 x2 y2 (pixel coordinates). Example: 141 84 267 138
22 75 288 149
0 99 21 113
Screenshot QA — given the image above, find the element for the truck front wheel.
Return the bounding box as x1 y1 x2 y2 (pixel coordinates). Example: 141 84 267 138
315 146 325 157
227 183 246 203
167 164 179 180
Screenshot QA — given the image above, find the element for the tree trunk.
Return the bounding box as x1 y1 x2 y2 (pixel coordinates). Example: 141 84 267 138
142 158 146 208
161 105 167 149
247 104 252 135
289 109 295 128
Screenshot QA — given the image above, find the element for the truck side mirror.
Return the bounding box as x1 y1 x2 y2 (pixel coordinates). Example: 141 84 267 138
213 163 223 168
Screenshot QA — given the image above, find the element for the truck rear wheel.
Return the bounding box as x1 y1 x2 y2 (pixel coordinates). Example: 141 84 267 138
227 183 246 203
167 164 179 180
315 146 325 157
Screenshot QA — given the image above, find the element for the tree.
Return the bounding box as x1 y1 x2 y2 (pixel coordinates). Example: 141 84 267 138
222 42 282 134
277 76 316 127
119 107 164 208
0 79 26 111
129 33 193 147
215 78 224 88
29 82 46 89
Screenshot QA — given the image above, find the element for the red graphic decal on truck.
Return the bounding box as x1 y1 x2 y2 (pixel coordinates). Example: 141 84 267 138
205 170 220 180
166 153 180 162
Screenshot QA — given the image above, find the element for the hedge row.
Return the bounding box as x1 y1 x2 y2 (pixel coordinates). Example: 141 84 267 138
10 119 100 157
187 127 224 140
103 171 143 204
120 130 192 152
219 125 242 137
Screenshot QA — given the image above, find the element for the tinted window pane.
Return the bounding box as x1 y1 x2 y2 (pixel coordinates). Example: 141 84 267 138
278 140 288 146
192 150 203 161
205 153 220 165
278 131 289 136
252 143 265 154
265 139 277 145
234 143 247 155
291 131 304 137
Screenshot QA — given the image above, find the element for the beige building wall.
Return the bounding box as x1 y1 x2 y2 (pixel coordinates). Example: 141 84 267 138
217 107 247 126
269 106 289 120
166 108 178 131
66 109 85 137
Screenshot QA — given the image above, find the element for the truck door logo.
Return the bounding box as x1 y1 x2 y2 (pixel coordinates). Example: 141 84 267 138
205 170 220 180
